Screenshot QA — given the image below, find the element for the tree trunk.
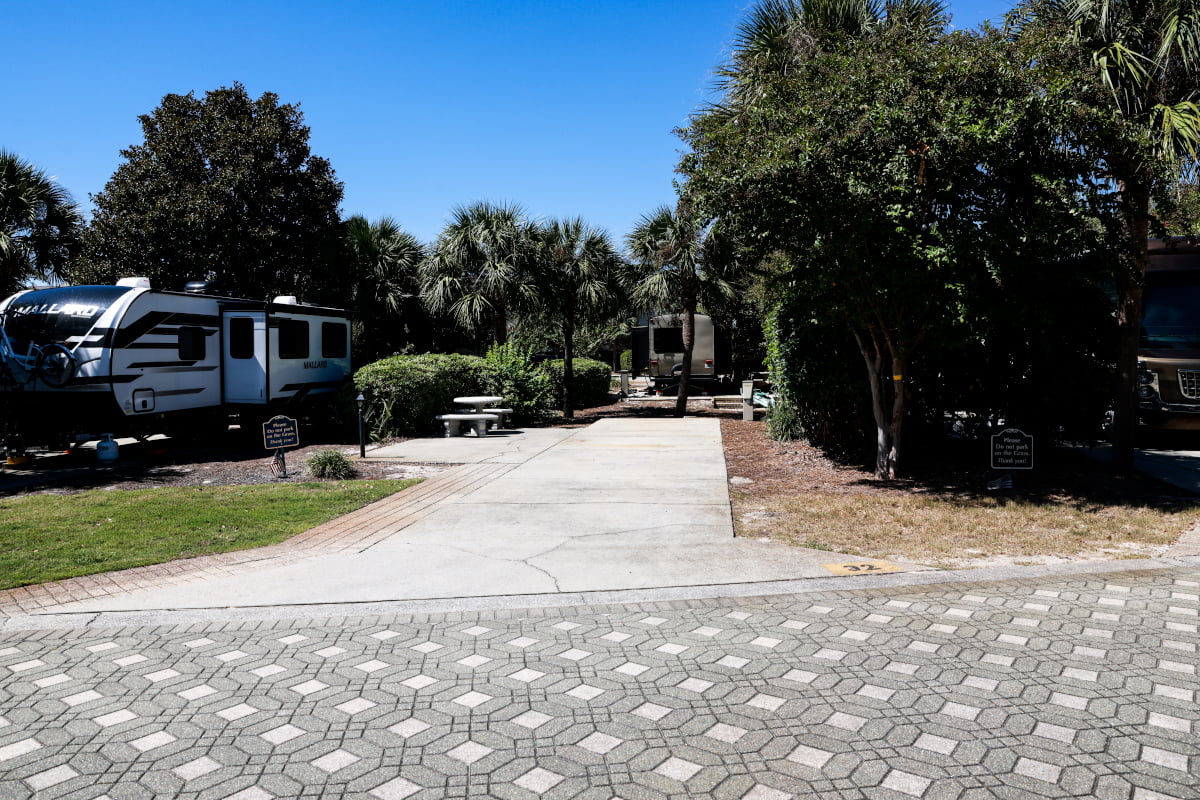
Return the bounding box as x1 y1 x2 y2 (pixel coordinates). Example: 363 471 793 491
886 344 906 480
854 329 899 479
562 316 575 420
1110 176 1151 473
493 306 508 345
675 302 696 417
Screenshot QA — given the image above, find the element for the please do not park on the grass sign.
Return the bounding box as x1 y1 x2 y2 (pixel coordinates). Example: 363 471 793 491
990 428 1033 470
262 415 299 450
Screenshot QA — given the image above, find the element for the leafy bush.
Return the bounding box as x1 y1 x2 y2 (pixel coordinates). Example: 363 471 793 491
483 342 552 425
307 449 358 479
541 358 612 409
354 353 488 437
619 349 632 371
766 395 804 442
764 298 869 460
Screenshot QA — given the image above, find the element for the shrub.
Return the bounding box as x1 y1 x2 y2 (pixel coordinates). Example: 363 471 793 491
307 449 357 479
541 358 612 409
354 353 488 437
766 395 804 442
619 349 632 372
483 342 552 425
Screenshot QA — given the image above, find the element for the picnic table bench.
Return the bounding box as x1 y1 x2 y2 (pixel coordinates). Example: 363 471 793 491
436 412 501 438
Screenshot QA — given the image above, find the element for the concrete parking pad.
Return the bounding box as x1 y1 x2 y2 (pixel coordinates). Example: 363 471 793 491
368 427 576 464
36 417 898 614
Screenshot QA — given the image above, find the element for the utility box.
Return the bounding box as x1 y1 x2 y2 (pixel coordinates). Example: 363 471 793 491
742 380 755 421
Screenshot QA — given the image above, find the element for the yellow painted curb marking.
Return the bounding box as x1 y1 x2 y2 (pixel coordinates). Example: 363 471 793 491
822 560 902 576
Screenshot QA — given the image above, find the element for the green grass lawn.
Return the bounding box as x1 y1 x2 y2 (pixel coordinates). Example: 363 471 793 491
0 480 417 590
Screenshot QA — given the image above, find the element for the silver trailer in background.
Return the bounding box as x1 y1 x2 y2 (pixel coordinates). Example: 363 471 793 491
1137 238 1200 431
644 313 718 391
0 278 351 447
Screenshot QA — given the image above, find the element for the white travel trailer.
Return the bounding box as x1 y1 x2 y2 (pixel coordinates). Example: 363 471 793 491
0 278 351 446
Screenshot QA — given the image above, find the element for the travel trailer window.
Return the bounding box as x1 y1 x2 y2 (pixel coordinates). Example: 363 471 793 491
229 317 255 359
178 327 207 360
278 319 309 359
322 322 347 359
1142 270 1200 350
654 327 684 353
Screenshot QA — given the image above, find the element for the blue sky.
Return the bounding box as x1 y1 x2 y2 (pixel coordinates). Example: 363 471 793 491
5 0 1014 246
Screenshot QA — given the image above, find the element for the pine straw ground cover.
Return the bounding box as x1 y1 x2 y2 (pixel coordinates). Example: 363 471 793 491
720 417 1200 568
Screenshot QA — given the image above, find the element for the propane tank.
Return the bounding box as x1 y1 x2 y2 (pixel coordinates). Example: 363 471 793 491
97 434 119 463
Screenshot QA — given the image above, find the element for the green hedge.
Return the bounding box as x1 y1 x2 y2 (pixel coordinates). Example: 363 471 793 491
354 353 488 437
541 358 612 409
764 295 869 458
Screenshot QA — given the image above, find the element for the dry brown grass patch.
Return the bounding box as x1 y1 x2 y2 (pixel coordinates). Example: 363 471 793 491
734 490 1198 566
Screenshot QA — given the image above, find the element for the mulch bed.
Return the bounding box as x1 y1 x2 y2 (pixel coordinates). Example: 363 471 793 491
0 439 435 496
723 416 1197 506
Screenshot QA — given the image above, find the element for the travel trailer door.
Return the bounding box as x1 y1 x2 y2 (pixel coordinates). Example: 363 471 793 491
222 311 267 404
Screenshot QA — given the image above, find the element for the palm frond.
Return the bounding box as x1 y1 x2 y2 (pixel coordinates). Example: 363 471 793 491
1091 40 1153 103
801 0 884 38
0 149 83 292
883 0 949 35
1156 0 1200 70
1155 100 1200 158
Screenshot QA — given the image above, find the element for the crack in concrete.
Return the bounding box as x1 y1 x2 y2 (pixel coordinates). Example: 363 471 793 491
379 515 738 591
477 426 587 466
409 521 737 592
391 539 565 592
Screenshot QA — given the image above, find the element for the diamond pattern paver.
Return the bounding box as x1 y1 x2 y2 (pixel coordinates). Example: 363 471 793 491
25 764 77 791
0 565 1197 800
515 767 564 793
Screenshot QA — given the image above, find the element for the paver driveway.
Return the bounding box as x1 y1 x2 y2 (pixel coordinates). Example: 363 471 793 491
1 565 1197 799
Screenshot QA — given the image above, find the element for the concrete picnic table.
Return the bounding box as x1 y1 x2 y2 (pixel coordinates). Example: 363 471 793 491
451 395 512 431
453 395 503 412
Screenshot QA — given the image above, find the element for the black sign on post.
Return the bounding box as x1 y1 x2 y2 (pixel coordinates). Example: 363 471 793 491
991 428 1034 470
262 415 300 450
263 416 299 480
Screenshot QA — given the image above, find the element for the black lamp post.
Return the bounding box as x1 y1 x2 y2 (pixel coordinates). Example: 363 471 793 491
356 392 366 459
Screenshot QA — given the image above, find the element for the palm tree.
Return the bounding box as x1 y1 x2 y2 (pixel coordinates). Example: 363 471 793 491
0 150 83 297
718 0 948 101
626 203 736 416
1011 0 1200 470
420 202 532 344
343 215 426 362
523 218 623 418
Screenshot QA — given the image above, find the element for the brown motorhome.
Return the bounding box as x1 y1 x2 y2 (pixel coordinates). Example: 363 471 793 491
1138 237 1200 429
